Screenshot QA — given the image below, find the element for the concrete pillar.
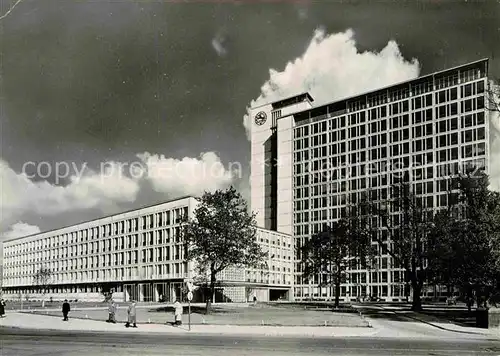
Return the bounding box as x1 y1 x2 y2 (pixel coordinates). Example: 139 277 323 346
171 284 176 302
154 284 159 302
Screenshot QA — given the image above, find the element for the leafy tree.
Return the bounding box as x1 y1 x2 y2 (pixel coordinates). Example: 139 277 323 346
300 206 374 308
426 207 458 297
429 173 500 309
490 189 500 306
33 266 52 307
365 179 434 311
181 186 267 313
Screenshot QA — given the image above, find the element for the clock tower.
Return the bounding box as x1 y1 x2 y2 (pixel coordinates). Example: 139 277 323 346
249 93 314 232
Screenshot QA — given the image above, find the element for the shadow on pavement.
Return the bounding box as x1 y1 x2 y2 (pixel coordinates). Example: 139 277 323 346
418 309 477 327
356 304 480 328
151 305 235 314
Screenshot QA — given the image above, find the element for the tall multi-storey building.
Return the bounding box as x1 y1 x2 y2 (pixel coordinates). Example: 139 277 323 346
2 196 293 302
250 59 490 301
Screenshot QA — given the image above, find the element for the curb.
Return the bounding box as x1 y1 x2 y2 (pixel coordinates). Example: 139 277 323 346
377 307 491 336
401 313 490 336
0 325 379 339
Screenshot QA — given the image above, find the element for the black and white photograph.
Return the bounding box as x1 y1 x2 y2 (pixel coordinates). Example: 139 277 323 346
1 0 500 355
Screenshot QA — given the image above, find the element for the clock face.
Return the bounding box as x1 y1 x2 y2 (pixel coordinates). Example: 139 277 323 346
254 111 267 126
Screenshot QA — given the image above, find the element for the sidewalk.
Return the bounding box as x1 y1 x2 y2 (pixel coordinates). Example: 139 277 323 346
2 308 498 339
0 312 378 338
377 306 499 337
407 311 500 336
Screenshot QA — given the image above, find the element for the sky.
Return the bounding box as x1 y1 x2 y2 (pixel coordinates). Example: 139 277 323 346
1 0 500 243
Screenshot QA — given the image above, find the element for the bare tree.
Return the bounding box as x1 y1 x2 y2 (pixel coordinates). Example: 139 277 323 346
361 180 434 311
33 266 52 307
300 216 373 308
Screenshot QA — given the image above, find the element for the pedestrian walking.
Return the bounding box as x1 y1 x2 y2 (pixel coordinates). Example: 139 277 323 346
62 299 70 321
0 298 6 318
107 300 117 323
173 300 183 326
125 300 137 328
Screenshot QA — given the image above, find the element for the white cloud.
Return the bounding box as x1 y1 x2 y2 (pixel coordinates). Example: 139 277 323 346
243 28 420 138
3 222 40 240
0 159 140 230
211 34 227 57
136 151 236 196
0 151 237 234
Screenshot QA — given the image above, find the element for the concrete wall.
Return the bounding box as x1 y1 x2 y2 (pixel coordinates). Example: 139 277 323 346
276 115 294 235
250 103 274 229
249 96 312 231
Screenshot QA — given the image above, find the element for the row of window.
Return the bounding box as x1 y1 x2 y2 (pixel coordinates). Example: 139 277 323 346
354 69 483 111
292 189 473 228
295 284 408 298
294 179 442 212
294 158 486 197
4 263 189 286
294 112 485 156
4 228 185 266
293 146 487 187
295 68 485 126
4 246 188 277
295 84 485 141
4 207 189 256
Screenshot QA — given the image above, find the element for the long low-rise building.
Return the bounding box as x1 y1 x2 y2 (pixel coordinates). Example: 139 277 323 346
1 196 293 303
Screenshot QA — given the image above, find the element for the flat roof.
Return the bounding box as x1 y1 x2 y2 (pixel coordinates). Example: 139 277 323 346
285 58 489 121
271 92 314 110
2 195 196 243
250 92 314 111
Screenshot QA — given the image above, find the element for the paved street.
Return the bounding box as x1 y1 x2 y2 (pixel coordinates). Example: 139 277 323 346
1 303 499 355
1 327 500 356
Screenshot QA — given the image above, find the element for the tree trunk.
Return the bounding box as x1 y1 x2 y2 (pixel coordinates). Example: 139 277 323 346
411 281 422 311
334 281 341 309
205 272 217 314
466 286 473 312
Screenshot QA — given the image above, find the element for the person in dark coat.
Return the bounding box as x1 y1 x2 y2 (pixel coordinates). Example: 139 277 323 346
0 298 6 318
62 299 70 321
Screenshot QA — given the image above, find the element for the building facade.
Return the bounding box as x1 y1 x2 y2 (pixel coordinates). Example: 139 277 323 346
250 59 491 302
1 196 293 303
